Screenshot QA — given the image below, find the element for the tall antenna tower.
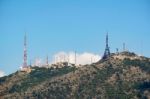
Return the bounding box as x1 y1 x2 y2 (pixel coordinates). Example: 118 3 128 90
123 43 126 51
91 57 93 64
23 33 27 68
46 55 49 66
140 41 143 56
102 33 110 59
67 54 70 63
30 60 32 67
116 48 119 54
75 51 76 65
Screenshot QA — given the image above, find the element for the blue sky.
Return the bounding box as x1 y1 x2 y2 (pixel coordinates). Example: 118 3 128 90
0 0 150 75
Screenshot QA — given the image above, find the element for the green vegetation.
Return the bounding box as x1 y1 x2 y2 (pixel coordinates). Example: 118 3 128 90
9 66 76 93
0 76 7 84
133 81 150 99
123 58 150 73
134 81 150 92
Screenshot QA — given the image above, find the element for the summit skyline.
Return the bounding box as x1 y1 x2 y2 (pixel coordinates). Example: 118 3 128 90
0 0 150 75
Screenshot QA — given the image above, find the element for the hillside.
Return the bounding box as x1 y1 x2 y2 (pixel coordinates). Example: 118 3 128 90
0 52 150 99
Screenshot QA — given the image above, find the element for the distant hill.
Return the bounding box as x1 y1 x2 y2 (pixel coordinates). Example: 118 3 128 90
0 51 150 99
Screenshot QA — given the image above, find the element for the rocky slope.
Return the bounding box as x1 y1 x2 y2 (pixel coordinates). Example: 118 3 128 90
0 52 150 99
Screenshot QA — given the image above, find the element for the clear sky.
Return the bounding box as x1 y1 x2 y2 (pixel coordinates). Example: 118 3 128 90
0 0 150 75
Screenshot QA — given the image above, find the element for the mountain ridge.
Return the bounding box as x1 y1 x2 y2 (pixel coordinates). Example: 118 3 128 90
0 51 150 99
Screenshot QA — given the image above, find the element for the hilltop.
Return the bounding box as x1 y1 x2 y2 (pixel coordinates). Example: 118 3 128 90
0 51 150 99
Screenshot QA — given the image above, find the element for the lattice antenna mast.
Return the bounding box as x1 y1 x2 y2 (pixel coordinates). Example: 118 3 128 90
102 33 110 59
105 33 110 55
75 51 76 65
23 33 27 68
140 41 143 56
106 33 109 49
123 43 126 51
46 55 49 66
